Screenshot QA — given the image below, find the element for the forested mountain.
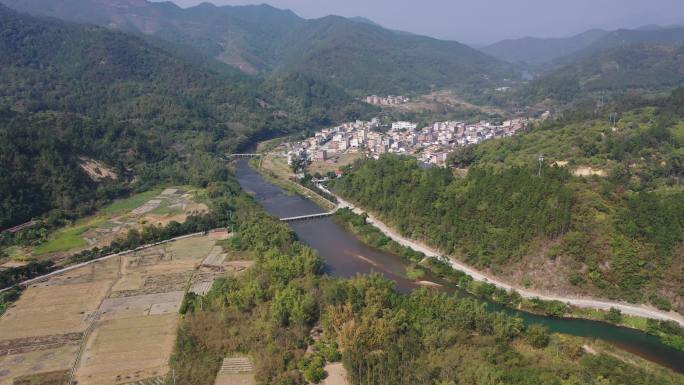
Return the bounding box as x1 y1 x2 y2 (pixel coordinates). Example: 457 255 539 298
334 89 684 313
0 0 516 95
481 29 608 67
520 43 684 103
0 4 373 228
578 26 684 57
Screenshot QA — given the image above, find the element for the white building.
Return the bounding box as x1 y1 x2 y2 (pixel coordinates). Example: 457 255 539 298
392 121 417 131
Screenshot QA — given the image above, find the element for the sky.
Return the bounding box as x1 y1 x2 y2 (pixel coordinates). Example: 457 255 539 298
157 0 684 45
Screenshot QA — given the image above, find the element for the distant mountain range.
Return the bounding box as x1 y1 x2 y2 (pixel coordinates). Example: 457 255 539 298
520 44 684 103
1 0 515 95
483 25 684 68
483 25 684 103
481 29 609 67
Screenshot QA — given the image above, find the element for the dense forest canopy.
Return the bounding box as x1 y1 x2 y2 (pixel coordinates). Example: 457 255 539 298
334 155 574 267
0 4 375 228
518 44 684 103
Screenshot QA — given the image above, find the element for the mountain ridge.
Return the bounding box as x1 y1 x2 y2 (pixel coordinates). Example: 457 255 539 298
0 0 515 94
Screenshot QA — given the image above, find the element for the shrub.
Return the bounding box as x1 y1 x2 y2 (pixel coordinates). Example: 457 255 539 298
526 324 550 348
604 308 623 324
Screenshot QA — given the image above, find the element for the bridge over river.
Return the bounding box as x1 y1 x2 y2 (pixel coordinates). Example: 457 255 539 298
280 211 336 222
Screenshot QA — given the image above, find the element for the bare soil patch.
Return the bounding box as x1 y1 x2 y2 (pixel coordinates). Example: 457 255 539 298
79 157 118 181
573 166 606 177
322 363 349 385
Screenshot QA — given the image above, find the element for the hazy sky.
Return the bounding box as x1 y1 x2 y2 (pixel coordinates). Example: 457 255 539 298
158 0 684 44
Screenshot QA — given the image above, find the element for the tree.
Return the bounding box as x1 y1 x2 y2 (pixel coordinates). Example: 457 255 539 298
605 308 623 324
447 145 478 168
525 324 550 348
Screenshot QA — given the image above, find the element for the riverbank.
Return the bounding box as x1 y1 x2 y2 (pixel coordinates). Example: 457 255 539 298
242 157 684 371
320 184 684 328
332 207 684 351
249 155 336 211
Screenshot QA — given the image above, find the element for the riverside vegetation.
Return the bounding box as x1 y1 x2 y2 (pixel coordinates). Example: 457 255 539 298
333 208 684 352
170 182 684 385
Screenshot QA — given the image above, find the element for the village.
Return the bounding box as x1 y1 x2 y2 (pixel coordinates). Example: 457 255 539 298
287 116 529 168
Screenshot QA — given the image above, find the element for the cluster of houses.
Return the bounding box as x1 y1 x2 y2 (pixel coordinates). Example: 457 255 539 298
365 95 410 106
287 117 529 168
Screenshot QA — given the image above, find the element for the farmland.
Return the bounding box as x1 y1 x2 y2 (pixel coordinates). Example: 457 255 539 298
0 231 245 385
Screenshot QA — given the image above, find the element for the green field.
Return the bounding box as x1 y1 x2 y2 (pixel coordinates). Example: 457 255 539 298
32 220 99 255
101 189 162 216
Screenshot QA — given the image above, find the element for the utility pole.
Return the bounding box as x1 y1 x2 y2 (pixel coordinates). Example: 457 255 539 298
538 154 544 177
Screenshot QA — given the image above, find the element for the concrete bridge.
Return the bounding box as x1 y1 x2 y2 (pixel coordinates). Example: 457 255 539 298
226 153 262 158
280 211 336 222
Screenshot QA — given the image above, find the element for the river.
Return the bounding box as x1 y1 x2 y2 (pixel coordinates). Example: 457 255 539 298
235 159 684 373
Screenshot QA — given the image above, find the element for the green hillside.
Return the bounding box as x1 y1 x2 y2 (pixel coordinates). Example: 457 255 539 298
482 29 608 67
333 89 684 313
0 0 516 95
0 4 373 228
276 15 513 95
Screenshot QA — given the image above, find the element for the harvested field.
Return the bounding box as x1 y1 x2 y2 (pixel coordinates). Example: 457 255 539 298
26 187 208 259
75 314 178 385
0 280 112 338
309 152 363 175
99 292 185 320
0 234 223 385
0 346 78 385
170 236 217 260
202 246 227 268
0 333 82 356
